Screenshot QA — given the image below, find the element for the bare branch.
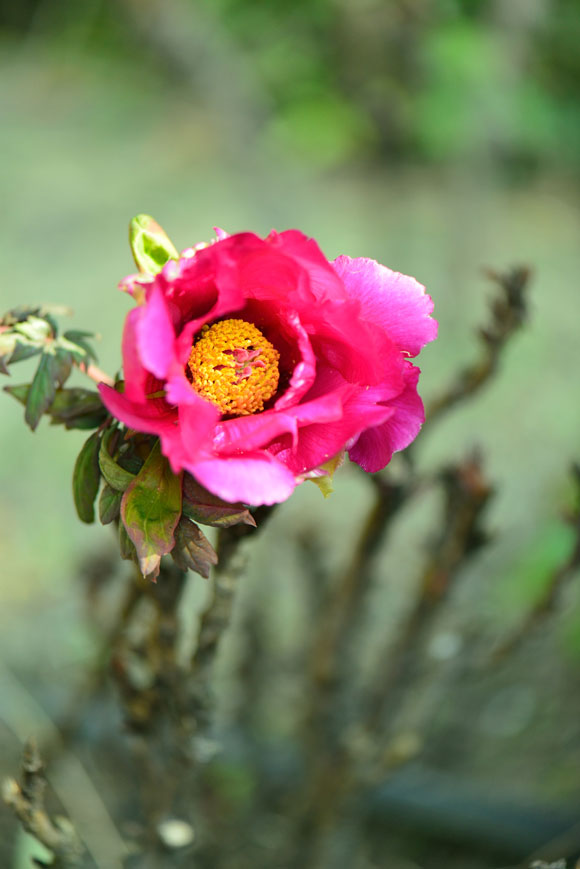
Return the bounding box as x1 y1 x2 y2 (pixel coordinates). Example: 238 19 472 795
426 266 531 426
3 740 86 867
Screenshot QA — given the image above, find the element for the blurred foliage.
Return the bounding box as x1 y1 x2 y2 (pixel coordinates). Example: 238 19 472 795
3 0 579 173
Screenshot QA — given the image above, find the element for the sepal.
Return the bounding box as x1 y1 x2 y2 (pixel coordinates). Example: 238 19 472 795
171 518 218 579
120 440 182 581
182 474 256 529
129 214 179 276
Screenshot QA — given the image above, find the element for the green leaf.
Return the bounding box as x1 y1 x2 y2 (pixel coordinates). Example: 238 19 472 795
129 214 179 275
99 428 136 491
3 383 29 404
60 331 98 363
119 522 136 561
99 483 122 525
8 339 42 366
120 440 182 579
171 518 218 578
5 384 107 430
25 351 57 430
182 474 256 528
0 333 17 374
72 431 102 524
13 316 53 343
48 388 108 429
53 346 73 387
308 451 345 498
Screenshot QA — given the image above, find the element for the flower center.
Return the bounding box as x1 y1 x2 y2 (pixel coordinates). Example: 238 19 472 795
188 319 280 416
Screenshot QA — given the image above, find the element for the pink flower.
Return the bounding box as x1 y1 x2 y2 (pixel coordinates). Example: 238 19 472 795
99 230 436 505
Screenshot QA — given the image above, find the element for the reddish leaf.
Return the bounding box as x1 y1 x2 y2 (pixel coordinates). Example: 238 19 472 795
171 518 218 578
182 474 256 529
121 440 182 579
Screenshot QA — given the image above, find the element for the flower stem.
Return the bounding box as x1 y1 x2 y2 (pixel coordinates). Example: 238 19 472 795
80 362 114 388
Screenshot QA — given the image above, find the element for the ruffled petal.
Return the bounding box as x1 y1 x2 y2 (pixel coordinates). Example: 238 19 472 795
333 256 437 357
215 388 345 454
348 365 425 472
268 367 396 476
269 230 348 303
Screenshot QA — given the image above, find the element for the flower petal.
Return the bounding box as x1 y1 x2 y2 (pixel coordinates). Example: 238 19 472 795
348 365 425 472
189 452 296 505
333 256 437 357
98 384 176 436
137 285 176 379
268 367 396 476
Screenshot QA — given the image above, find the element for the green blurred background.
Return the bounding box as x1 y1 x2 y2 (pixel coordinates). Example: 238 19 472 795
1 0 580 865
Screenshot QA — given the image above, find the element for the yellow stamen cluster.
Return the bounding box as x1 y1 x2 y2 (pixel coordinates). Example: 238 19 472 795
188 319 280 416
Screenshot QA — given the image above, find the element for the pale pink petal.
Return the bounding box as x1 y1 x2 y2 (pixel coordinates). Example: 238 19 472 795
333 256 437 357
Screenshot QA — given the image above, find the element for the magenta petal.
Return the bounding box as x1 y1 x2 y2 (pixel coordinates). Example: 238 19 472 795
137 285 176 379
349 366 425 473
278 387 394 476
98 384 176 435
189 452 296 505
333 256 437 357
215 389 345 454
270 230 348 303
274 310 317 410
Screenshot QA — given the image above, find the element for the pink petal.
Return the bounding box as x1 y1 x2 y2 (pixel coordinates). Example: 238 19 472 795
273 309 317 410
98 384 176 435
268 368 396 476
269 230 348 303
188 452 296 505
348 365 425 472
121 308 149 402
137 285 176 379
215 388 345 454
333 256 437 357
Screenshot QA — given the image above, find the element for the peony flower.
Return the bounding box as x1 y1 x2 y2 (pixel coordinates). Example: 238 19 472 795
98 229 436 506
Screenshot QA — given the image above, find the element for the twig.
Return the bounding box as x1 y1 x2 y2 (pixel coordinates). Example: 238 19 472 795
289 456 493 867
3 739 86 867
189 506 275 731
425 265 530 426
308 475 409 695
0 664 127 867
80 361 114 387
364 451 494 738
492 464 580 662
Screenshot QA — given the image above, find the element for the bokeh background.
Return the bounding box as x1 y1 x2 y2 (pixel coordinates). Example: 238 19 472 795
1 1 580 867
